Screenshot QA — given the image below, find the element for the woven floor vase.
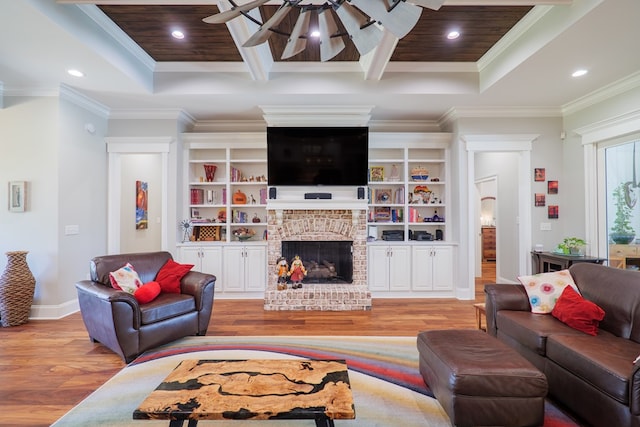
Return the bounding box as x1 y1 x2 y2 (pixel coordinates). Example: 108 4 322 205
0 251 36 327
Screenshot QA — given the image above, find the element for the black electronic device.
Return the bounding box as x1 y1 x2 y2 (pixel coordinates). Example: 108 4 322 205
268 187 277 199
435 229 443 241
410 230 433 241
304 192 332 200
382 230 404 241
357 187 366 199
267 126 369 186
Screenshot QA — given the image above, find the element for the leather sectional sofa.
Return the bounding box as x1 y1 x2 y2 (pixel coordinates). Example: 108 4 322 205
485 263 640 427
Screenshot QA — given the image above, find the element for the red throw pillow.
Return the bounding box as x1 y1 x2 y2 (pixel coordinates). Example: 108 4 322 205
133 281 161 304
551 286 605 335
155 259 194 293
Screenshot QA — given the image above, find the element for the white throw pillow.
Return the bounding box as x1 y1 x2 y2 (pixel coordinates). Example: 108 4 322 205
517 269 579 314
108 263 143 294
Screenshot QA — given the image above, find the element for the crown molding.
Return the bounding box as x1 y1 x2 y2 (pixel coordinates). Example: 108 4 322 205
573 109 640 145
192 120 267 133
59 84 110 118
562 71 640 116
78 4 155 73
260 105 374 127
108 108 195 124
439 106 561 126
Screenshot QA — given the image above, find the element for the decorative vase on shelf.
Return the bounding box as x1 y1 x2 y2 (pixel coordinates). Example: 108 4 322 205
0 251 36 327
203 164 217 182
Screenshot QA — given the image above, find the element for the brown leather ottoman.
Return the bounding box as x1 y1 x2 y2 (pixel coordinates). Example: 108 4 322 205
417 329 548 427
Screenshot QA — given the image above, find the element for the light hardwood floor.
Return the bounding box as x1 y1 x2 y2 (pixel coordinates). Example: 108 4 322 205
0 263 495 426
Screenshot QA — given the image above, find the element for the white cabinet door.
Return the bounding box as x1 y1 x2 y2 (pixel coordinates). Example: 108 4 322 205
411 246 434 291
179 247 203 270
388 245 411 291
431 246 453 291
411 245 454 291
368 246 391 291
244 246 267 291
178 246 222 278
222 246 245 292
222 245 266 292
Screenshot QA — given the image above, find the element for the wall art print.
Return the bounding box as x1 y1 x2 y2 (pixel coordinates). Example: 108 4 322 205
8 181 26 212
136 180 148 230
534 168 546 182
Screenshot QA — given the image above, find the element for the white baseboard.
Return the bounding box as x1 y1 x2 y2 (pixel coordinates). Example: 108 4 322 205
29 299 79 320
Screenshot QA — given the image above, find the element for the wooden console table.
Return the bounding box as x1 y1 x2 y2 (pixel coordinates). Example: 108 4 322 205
531 252 605 274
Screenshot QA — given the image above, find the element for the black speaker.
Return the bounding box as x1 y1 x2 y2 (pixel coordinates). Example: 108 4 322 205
435 229 443 241
268 187 277 199
357 187 365 199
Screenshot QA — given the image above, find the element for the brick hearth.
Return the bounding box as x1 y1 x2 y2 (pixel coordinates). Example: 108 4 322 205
265 209 371 311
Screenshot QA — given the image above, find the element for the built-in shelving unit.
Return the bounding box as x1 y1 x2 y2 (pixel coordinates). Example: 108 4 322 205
366 134 450 243
183 134 268 244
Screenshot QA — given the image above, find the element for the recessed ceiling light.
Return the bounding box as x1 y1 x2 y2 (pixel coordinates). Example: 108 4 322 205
572 69 588 77
310 30 321 38
447 31 460 40
171 30 185 39
67 69 84 78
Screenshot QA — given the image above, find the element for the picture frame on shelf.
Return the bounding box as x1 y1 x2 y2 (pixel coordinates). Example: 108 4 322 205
374 206 391 222
375 189 392 204
369 166 384 182
8 181 25 212
191 208 201 218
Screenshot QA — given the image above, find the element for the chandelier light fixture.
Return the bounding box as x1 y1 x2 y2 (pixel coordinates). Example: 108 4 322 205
203 0 445 62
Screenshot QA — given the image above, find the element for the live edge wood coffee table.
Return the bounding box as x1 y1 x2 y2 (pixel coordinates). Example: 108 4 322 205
133 359 355 427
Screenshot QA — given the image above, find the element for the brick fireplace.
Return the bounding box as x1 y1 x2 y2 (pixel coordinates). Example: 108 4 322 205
265 209 372 311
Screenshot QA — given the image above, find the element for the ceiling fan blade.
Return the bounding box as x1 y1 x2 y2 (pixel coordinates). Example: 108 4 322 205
335 1 382 56
203 0 269 24
318 8 345 62
282 8 311 59
349 0 422 39
243 3 293 47
406 0 445 11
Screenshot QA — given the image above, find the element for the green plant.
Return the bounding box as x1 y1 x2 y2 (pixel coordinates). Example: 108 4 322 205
557 237 586 254
611 182 635 235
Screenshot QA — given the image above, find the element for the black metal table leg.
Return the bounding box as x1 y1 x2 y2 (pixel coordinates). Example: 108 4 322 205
315 415 335 427
168 420 198 427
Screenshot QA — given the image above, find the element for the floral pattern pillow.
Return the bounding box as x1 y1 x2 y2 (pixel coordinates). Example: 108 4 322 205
517 269 579 314
109 263 143 294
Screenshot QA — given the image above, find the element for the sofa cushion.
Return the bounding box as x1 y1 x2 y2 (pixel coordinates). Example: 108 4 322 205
518 269 578 314
552 286 605 335
547 331 640 405
109 263 142 294
155 259 194 294
133 281 161 304
570 263 640 341
139 293 196 324
497 310 583 356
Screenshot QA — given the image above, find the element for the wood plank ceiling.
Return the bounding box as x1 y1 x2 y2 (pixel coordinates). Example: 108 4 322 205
98 4 532 63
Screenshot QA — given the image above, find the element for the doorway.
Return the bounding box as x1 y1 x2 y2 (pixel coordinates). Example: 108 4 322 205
477 179 497 281
464 134 536 297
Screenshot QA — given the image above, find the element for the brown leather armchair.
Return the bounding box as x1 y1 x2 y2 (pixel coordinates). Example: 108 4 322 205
75 251 216 363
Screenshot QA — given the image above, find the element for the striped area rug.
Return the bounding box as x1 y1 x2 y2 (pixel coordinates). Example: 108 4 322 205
52 336 580 427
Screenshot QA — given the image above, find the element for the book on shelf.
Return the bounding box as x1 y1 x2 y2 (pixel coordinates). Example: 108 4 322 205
222 188 227 204
230 167 242 182
259 187 267 205
190 188 204 205
232 210 248 224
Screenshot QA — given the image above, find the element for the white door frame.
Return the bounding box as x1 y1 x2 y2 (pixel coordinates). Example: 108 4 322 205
463 134 537 292
105 137 173 254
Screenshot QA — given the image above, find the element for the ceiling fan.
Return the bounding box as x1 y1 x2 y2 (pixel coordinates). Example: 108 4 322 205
203 0 445 62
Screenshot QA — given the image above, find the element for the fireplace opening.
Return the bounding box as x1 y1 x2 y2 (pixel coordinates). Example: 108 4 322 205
281 241 353 284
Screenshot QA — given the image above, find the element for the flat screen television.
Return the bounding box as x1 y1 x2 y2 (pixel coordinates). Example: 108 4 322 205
267 127 369 186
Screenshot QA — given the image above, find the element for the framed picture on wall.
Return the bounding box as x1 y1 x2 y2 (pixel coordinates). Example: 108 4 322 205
548 205 559 219
534 168 546 182
535 193 546 207
548 180 558 194
8 181 26 212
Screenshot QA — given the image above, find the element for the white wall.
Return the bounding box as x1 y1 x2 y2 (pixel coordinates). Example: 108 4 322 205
0 95 108 316
0 97 59 307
